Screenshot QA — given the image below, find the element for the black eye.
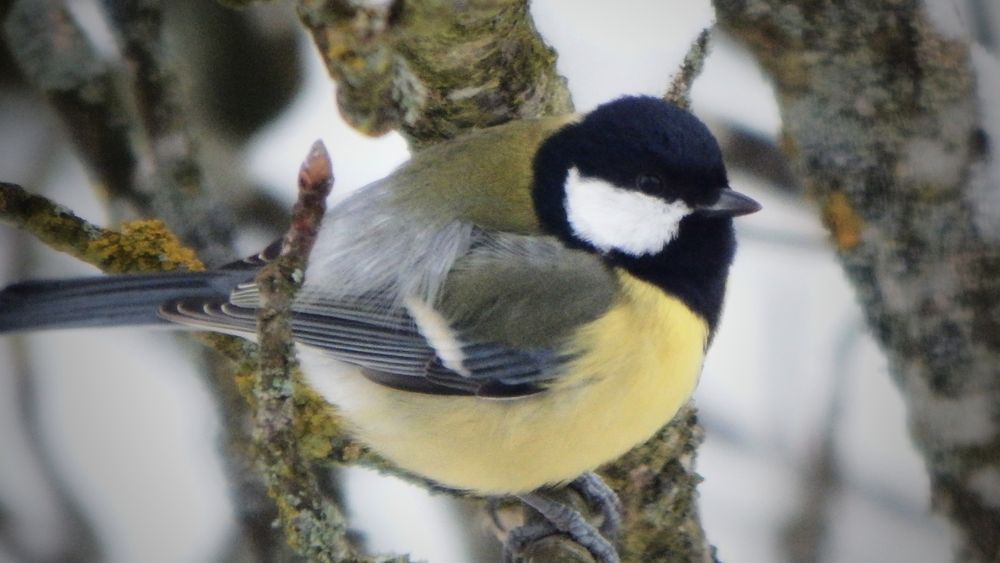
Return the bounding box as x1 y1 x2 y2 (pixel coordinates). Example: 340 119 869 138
636 174 663 193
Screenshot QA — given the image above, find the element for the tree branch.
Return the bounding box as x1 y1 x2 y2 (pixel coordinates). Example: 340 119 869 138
665 28 712 109
251 141 377 562
600 406 716 563
0 177 430 508
101 0 237 264
0 182 204 274
3 0 142 212
296 0 573 147
714 2 1000 561
3 0 236 264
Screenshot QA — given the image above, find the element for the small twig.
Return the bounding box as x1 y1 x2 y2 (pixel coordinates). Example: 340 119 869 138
101 0 235 264
0 182 110 263
0 181 203 274
200 351 299 563
0 179 425 487
717 124 800 196
3 0 143 210
251 141 355 562
3 0 234 263
665 28 712 109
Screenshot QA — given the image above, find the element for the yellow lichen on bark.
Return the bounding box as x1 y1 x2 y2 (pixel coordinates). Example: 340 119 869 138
87 219 205 273
822 192 864 250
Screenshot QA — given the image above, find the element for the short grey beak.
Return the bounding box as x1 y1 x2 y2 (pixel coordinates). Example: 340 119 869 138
697 188 761 218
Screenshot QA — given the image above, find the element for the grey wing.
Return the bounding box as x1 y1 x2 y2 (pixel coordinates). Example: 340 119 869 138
162 285 568 397
160 231 616 398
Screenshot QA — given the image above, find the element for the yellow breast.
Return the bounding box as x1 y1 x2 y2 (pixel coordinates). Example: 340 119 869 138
300 272 709 494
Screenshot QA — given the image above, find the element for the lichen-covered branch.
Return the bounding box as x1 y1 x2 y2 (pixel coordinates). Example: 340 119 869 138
600 406 715 563
713 2 1000 561
0 182 204 274
296 0 573 147
250 141 363 562
665 29 712 110
3 0 235 264
0 178 423 550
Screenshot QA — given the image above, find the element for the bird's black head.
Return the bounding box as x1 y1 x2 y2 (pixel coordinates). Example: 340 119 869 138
533 95 759 257
532 95 760 329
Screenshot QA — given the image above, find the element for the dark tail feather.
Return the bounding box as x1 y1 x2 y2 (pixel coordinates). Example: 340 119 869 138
0 271 248 333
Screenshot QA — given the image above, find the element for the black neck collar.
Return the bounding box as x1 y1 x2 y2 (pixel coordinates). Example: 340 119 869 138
608 215 735 334
532 128 736 334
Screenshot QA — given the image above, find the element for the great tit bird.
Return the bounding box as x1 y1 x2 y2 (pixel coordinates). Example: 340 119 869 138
0 95 759 562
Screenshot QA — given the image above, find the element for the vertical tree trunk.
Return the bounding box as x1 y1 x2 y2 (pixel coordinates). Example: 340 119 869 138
714 2 1000 561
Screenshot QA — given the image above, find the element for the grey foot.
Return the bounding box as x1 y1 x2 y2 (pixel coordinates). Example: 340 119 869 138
569 472 624 537
508 492 620 563
501 521 558 563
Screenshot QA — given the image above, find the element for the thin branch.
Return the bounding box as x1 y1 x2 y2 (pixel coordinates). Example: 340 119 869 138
3 0 235 263
250 141 359 562
0 181 203 274
8 337 103 563
0 178 427 493
665 28 712 109
717 123 801 196
100 0 236 264
3 0 142 210
200 351 299 563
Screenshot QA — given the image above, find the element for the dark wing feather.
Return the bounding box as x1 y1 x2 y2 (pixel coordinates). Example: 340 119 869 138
161 285 563 397
161 231 615 398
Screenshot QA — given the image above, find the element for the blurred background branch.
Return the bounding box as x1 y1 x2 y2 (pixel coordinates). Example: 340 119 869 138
4 0 235 264
714 1 1000 561
0 231 100 563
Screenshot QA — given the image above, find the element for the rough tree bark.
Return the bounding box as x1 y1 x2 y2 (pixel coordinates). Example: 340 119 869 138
714 2 1000 561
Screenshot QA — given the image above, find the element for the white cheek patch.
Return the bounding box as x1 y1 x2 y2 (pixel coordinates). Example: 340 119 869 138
563 167 692 256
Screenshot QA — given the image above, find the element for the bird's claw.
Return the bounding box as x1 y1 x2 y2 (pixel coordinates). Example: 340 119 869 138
502 521 558 563
569 472 624 537
504 491 620 563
